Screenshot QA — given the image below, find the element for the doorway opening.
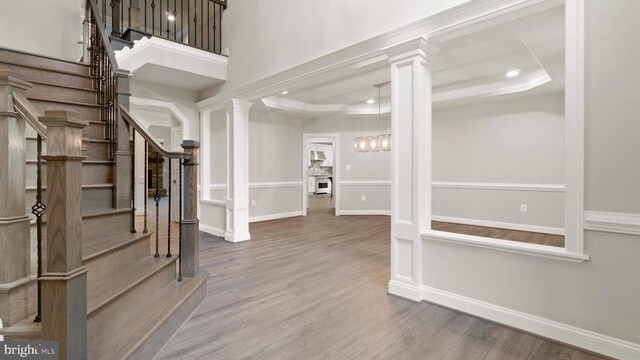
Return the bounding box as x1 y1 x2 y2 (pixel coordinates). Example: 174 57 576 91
302 134 339 216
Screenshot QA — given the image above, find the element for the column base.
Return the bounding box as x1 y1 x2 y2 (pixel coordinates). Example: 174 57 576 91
388 279 423 302
224 231 251 243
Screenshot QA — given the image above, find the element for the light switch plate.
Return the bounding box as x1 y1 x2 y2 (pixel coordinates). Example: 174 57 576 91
346 164 352 171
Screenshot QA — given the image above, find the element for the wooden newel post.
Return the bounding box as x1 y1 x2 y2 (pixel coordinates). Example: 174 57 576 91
181 140 200 277
0 71 35 326
40 110 88 360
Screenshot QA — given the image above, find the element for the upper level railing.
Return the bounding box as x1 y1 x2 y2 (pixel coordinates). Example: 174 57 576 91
96 0 226 54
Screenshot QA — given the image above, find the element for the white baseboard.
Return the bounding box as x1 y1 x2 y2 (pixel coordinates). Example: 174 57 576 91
420 286 640 360
199 224 225 238
249 211 303 223
387 280 422 302
431 215 565 235
338 210 391 216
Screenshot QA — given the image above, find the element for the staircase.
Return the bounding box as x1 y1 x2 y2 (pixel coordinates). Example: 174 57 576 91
0 47 205 359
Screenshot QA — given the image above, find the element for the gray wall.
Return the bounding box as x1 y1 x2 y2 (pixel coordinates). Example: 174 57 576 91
248 111 303 219
424 0 640 346
432 92 566 230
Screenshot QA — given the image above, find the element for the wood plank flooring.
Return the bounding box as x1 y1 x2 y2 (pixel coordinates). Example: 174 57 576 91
155 196 603 360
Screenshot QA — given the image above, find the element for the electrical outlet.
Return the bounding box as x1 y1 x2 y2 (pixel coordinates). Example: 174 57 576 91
346 164 352 171
251 200 256 207
361 195 366 202
520 204 527 212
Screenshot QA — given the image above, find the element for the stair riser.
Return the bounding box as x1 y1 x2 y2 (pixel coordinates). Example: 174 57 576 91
25 187 114 216
27 139 110 162
0 62 92 89
26 83 96 105
0 48 90 75
26 163 113 187
84 236 151 284
83 211 132 241
124 278 206 360
31 99 100 119
88 261 177 358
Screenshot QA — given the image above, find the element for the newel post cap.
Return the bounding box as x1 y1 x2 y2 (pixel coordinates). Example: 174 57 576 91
181 140 200 149
0 70 32 91
39 110 88 129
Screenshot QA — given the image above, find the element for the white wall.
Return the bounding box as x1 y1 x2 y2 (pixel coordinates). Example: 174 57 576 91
432 92 566 231
423 0 640 351
218 0 471 91
0 0 85 61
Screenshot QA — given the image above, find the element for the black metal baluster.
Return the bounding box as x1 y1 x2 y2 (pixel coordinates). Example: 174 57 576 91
213 3 217 52
207 0 210 51
32 135 46 323
178 159 183 281
166 0 170 37
173 0 177 41
144 0 147 32
167 158 172 257
143 140 149 233
200 0 203 49
121 0 124 35
151 0 156 35
154 152 160 257
218 3 222 54
131 131 137 233
193 3 197 47
180 0 184 43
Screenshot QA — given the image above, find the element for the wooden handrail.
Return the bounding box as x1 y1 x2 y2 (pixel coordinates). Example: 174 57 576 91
12 92 47 139
119 105 191 159
87 0 119 69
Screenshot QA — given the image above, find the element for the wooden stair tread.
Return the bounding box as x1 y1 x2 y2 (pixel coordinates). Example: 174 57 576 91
0 317 42 339
101 275 206 360
28 96 100 108
0 59 91 78
83 231 151 263
87 256 177 315
30 79 96 92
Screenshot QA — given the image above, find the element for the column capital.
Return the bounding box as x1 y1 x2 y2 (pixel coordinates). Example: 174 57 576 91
225 99 253 114
383 37 441 64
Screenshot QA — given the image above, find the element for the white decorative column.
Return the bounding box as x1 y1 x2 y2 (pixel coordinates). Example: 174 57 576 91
384 37 440 301
200 109 211 201
224 99 252 242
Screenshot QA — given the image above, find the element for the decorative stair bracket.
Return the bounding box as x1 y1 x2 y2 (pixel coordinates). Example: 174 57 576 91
181 140 200 277
0 71 35 326
40 110 89 360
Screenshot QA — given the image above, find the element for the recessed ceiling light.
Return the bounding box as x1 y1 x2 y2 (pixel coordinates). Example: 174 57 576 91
505 69 521 78
281 90 288 95
167 14 176 21
366 99 375 104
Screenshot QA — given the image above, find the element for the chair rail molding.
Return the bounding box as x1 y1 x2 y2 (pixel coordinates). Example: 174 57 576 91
432 182 565 192
584 211 640 236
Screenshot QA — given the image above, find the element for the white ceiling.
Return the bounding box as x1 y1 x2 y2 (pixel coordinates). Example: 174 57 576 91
257 5 565 113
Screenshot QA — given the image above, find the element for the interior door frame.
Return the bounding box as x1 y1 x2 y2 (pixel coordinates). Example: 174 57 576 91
302 133 340 216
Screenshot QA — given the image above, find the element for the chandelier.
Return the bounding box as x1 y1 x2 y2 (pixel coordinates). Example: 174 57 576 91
354 82 391 153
